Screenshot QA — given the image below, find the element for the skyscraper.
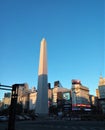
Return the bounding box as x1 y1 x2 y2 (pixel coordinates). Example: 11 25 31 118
35 38 48 115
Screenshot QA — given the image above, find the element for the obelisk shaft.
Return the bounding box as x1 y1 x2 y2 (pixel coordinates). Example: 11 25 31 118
35 38 48 115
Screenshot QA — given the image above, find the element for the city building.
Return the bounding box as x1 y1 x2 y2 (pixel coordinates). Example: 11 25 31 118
48 83 53 100
29 87 37 110
89 95 97 106
48 83 53 107
97 76 105 113
71 80 90 111
96 89 100 98
52 81 71 106
98 76 105 98
2 92 11 109
0 100 3 110
17 83 30 112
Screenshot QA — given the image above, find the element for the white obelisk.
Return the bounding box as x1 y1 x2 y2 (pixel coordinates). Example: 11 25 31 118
35 38 48 115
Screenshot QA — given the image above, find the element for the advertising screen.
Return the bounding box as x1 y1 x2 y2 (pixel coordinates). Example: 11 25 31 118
63 92 70 100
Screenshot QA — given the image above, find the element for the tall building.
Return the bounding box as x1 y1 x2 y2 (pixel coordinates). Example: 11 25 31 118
52 81 70 106
89 95 97 107
98 76 105 98
17 83 30 112
2 92 11 109
29 87 37 110
97 76 105 113
35 38 48 115
48 83 53 100
96 89 99 98
71 80 90 111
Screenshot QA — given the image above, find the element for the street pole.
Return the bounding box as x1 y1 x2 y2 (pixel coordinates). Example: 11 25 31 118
0 83 24 130
8 84 18 130
8 84 24 130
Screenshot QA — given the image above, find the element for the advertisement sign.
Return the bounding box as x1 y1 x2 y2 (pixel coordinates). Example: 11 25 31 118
63 92 71 112
63 92 70 101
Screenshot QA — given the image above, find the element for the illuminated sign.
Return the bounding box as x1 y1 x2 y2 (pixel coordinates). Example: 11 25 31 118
72 104 91 107
63 92 70 100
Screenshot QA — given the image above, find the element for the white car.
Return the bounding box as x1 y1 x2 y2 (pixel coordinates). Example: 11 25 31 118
16 115 25 121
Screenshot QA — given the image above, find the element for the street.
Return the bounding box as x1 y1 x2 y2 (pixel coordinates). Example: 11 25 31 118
0 120 105 130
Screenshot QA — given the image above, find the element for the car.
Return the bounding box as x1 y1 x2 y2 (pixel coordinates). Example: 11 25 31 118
29 114 36 120
23 115 32 120
0 116 8 122
16 115 25 121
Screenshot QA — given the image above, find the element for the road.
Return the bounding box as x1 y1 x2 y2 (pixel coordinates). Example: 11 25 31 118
0 120 105 130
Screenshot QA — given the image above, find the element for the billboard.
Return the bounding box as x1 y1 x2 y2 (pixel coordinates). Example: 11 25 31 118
63 92 70 101
72 104 91 107
63 92 71 112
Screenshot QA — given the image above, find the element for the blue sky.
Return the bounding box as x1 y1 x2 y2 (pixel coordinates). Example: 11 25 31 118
0 0 104 99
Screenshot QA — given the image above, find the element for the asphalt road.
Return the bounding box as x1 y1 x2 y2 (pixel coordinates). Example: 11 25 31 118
0 120 105 130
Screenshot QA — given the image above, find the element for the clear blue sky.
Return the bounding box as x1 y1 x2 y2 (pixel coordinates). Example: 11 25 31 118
0 0 104 99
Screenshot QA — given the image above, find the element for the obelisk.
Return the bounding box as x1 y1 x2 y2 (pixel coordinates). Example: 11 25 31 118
35 38 48 116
